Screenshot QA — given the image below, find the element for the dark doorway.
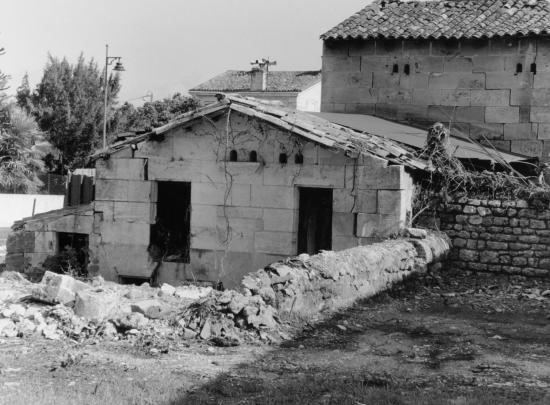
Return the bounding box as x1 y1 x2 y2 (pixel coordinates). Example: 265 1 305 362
57 232 89 276
149 181 191 262
298 187 333 255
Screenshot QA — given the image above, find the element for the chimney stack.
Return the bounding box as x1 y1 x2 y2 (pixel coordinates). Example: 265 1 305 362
250 67 267 91
250 58 277 91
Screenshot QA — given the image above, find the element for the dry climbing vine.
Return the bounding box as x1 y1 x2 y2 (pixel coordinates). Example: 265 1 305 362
412 123 550 224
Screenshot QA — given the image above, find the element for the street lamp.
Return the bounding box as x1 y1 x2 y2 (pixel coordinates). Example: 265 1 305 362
103 44 125 149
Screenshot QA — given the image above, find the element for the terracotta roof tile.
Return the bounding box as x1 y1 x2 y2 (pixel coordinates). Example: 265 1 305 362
190 70 321 92
321 0 550 40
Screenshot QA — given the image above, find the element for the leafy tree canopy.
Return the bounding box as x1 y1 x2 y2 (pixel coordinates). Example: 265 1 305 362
112 93 199 135
19 54 120 169
1 45 49 193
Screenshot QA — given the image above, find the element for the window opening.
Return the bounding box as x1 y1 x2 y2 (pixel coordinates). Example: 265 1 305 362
516 63 523 73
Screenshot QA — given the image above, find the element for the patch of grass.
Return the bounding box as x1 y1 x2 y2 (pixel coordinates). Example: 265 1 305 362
177 372 547 405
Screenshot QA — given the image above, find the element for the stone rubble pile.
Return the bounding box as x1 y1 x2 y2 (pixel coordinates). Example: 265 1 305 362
173 289 281 344
0 270 281 344
0 231 451 345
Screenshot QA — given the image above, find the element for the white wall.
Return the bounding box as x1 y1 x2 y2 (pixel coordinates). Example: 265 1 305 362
0 194 64 227
297 81 321 112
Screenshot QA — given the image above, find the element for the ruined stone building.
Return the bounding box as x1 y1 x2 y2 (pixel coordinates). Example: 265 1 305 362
6 95 433 288
189 64 322 111
321 0 550 160
6 0 537 287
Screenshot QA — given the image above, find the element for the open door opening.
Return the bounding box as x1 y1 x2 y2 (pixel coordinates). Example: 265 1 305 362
149 181 191 263
56 232 89 276
298 187 333 255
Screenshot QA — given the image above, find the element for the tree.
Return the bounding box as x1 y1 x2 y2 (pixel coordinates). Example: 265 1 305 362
0 46 8 104
29 54 120 169
112 93 199 134
0 44 48 193
0 103 49 193
15 73 33 114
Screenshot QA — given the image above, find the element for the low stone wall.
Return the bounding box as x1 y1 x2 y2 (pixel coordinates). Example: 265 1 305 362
426 197 550 277
240 231 450 317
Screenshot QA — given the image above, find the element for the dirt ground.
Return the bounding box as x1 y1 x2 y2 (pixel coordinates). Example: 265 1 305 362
0 270 549 405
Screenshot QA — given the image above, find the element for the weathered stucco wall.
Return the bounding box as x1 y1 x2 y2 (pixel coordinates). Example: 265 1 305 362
91 111 414 288
420 197 550 277
322 37 550 160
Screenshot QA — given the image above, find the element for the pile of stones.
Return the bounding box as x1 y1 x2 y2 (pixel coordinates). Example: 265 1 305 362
0 270 282 344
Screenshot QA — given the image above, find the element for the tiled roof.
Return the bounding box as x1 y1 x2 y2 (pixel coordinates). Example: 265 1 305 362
92 95 431 171
321 0 550 40
190 70 321 92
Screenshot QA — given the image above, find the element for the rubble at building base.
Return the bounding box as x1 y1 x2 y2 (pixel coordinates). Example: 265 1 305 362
0 230 450 348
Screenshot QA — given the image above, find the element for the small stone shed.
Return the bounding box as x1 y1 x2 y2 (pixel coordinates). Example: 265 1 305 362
6 95 430 288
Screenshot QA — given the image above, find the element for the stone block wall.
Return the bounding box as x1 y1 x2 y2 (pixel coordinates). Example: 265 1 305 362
5 207 94 275
322 37 550 161
424 197 550 277
92 111 414 288
5 111 415 288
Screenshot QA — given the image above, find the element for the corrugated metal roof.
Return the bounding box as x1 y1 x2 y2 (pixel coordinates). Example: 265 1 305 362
322 0 550 40
309 112 528 163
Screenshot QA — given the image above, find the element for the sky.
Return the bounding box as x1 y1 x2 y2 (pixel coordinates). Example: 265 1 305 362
1 0 370 104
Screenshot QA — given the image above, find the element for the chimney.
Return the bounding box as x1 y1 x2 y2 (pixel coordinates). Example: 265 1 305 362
250 58 276 91
250 67 266 91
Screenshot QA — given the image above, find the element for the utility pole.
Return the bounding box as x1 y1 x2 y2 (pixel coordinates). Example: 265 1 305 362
103 44 125 149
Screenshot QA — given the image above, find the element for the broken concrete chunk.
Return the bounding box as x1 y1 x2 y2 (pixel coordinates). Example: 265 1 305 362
182 327 198 339
217 290 234 305
228 294 247 315
405 228 428 239
32 271 90 305
0 318 18 337
102 321 118 339
258 287 276 306
242 305 259 319
245 305 278 329
174 285 213 300
159 283 176 296
8 304 26 317
130 299 166 319
117 312 149 330
200 318 212 340
17 319 37 337
241 270 271 294
40 323 60 340
74 290 118 322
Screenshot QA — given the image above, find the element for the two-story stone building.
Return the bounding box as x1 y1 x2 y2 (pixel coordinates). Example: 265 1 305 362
321 0 550 160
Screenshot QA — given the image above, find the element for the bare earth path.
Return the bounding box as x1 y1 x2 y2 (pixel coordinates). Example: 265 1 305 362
1 271 549 404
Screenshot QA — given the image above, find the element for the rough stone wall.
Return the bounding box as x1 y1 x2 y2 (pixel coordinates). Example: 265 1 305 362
423 197 550 277
92 111 414 288
321 37 550 160
241 231 450 318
